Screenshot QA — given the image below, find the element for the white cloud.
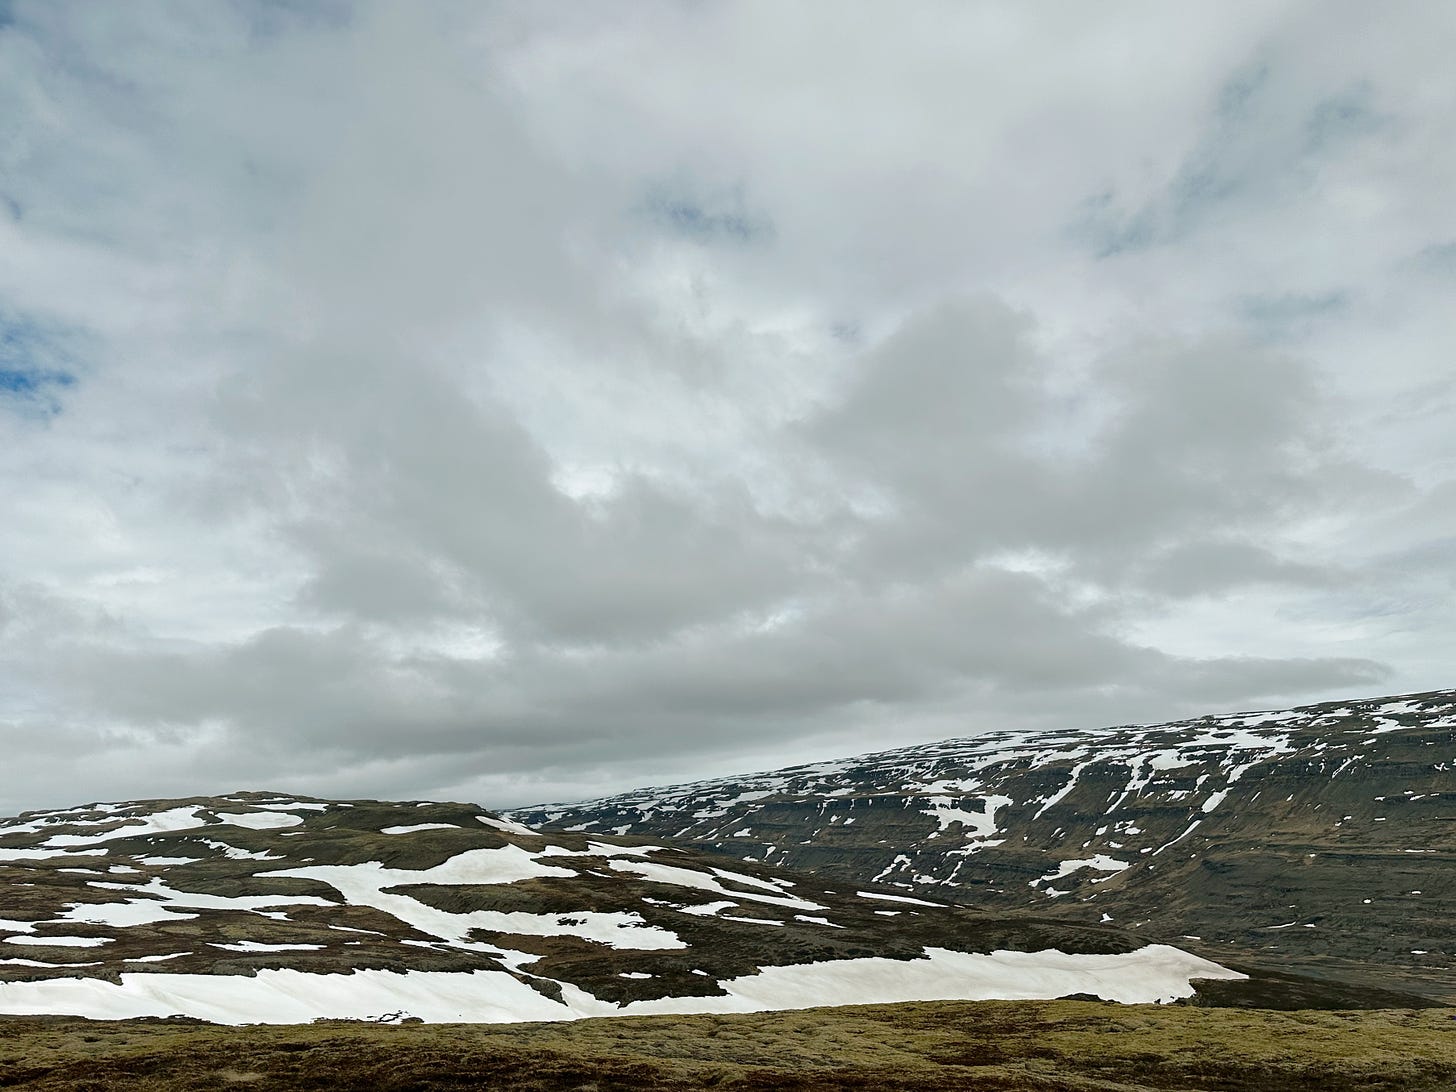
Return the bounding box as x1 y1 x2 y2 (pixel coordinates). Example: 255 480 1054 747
0 1 1452 815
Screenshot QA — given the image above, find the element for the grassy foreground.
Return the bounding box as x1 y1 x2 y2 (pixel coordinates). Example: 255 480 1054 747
2 1000 1454 1091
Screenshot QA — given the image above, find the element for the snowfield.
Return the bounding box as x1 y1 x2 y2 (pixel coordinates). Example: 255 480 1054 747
0 943 1243 1024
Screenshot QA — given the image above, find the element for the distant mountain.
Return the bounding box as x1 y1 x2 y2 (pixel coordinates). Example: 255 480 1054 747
511 689 1456 1002
0 791 1314 1024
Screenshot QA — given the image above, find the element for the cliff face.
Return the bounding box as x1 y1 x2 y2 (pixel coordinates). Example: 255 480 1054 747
513 689 1456 1000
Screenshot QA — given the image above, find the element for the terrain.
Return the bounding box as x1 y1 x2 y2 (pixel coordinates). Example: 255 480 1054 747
4 1000 1455 1091
513 688 1456 1002
0 791 1321 1025
1 688 1452 1090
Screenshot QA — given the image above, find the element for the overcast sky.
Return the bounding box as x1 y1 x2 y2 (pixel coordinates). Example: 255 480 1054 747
2 1 1453 817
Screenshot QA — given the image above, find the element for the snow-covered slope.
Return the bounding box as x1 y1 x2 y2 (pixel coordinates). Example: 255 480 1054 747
511 689 1456 1001
0 793 1253 1024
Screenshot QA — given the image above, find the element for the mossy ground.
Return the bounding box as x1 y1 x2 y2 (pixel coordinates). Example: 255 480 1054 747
3 1000 1453 1091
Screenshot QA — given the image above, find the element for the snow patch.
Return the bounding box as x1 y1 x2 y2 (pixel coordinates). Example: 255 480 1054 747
381 824 459 836
856 891 940 907
0 944 1243 1023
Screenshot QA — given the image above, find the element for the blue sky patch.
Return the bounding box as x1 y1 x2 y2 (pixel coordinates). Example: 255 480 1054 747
1412 241 1456 276
0 312 79 417
0 367 75 418
1072 65 1274 258
1238 291 1348 341
1069 63 1388 261
1215 62 1270 124
1305 85 1386 154
241 0 354 44
641 181 773 246
0 367 74 395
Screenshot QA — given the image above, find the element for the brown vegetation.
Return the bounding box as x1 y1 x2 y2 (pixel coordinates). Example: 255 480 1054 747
3 999 1454 1091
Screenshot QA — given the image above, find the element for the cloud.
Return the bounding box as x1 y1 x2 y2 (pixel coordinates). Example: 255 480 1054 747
0 2 1452 815
801 299 1389 590
1132 540 1338 598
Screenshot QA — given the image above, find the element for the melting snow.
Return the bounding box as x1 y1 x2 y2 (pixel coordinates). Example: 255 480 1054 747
214 811 304 831
856 891 940 907
1033 856 1130 888
0 958 104 968
477 815 538 837
277 847 686 951
198 840 282 862
250 802 329 812
39 808 211 847
0 848 107 862
677 901 737 917
0 944 1245 1023
1032 760 1093 819
605 859 824 911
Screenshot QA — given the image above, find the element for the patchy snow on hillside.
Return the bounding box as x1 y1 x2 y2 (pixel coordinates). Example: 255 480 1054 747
0 943 1244 1024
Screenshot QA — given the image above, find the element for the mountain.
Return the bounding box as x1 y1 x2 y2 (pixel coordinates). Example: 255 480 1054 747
510 688 1456 1003
0 791 1299 1024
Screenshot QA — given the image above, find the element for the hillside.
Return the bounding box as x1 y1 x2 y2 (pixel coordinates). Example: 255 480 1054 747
0 792 1305 1024
511 688 1456 1001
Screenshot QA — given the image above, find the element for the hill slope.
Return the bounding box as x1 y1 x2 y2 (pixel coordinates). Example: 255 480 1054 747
0 792 1272 1024
511 688 1456 1001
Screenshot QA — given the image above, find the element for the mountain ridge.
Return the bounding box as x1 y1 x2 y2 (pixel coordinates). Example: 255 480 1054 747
2 687 1451 1023
510 687 1456 1001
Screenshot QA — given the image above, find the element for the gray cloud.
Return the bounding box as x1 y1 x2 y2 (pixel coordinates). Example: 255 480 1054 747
801 301 1390 590
1133 540 1338 598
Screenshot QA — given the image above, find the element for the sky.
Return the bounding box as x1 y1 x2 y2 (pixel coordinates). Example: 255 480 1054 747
1 1 1454 817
